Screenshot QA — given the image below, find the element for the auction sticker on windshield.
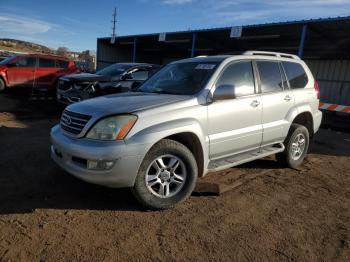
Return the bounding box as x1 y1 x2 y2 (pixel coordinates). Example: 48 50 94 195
195 64 216 70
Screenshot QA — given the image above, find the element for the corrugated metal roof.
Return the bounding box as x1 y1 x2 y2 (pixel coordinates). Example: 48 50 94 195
98 16 350 41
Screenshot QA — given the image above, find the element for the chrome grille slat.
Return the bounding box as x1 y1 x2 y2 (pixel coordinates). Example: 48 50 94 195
61 115 88 124
61 123 81 131
60 110 92 136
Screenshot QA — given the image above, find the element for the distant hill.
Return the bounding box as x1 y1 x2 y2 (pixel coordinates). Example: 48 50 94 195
0 38 53 54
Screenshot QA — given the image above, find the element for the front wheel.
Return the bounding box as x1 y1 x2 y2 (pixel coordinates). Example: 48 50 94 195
276 123 310 168
132 139 198 210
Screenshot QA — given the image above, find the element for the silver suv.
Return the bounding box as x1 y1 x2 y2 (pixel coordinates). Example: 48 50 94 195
51 51 322 209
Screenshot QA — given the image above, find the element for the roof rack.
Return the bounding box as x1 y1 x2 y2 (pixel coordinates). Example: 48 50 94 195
243 51 300 60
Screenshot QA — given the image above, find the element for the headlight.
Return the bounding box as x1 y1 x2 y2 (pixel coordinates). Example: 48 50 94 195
86 115 137 140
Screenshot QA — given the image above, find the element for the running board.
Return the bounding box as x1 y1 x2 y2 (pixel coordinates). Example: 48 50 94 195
208 143 285 172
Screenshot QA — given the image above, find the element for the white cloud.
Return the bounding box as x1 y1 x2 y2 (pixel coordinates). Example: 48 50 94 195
0 14 53 34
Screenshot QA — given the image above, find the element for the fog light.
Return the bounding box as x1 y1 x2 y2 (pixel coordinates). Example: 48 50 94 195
87 160 115 170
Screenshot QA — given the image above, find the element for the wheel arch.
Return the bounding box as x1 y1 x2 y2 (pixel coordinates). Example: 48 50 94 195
163 132 205 177
0 74 7 87
291 111 314 138
128 118 208 177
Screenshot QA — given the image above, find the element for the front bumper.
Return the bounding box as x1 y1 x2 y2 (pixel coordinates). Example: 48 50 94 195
50 125 149 188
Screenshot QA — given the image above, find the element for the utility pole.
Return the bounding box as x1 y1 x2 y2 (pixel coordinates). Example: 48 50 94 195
111 7 117 44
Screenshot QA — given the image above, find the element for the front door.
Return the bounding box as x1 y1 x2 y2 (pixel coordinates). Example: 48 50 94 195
6 56 36 87
208 61 263 160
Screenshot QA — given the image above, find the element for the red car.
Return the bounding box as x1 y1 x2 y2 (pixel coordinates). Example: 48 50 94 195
0 54 79 92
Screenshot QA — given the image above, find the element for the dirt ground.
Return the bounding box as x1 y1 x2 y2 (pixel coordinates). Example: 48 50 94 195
0 92 350 262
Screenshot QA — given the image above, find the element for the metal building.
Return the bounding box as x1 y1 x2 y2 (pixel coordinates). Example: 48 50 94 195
97 16 350 110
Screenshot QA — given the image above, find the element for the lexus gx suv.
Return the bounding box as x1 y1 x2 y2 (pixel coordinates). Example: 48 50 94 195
51 51 322 210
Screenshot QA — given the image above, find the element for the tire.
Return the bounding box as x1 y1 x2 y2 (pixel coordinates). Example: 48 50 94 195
276 123 310 169
0 78 5 92
132 139 198 210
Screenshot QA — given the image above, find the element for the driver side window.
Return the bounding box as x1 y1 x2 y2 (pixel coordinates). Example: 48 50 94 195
130 69 149 81
216 61 255 97
15 57 36 67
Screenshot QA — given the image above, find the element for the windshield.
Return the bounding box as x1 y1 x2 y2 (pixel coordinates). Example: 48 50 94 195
0 56 15 65
138 62 219 95
96 64 132 76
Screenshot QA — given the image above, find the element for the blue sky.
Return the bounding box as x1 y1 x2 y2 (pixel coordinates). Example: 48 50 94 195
1 0 350 51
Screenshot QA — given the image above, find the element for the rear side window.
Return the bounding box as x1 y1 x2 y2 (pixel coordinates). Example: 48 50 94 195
216 61 255 97
56 60 69 69
282 62 308 89
256 61 283 93
39 58 55 68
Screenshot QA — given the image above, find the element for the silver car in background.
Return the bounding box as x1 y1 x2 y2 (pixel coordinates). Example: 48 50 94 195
51 51 322 209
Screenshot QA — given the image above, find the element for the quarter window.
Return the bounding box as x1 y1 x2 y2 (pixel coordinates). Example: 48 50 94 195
282 62 308 88
216 61 255 97
39 58 56 68
256 61 283 93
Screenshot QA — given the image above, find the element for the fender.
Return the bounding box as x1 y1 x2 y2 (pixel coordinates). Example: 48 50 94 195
126 118 209 175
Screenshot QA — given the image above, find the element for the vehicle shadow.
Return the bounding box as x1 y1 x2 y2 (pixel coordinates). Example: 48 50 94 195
1 88 64 119
0 108 141 215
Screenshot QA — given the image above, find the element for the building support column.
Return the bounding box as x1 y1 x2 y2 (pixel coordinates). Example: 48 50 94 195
191 33 197 58
298 24 308 58
132 37 137 63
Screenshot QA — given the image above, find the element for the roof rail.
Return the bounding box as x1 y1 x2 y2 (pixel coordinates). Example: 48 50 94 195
243 51 300 60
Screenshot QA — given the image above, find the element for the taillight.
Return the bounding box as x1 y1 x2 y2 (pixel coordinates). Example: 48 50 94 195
314 80 320 100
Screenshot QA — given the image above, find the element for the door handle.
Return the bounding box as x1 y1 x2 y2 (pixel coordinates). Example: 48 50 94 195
284 95 292 102
250 100 260 107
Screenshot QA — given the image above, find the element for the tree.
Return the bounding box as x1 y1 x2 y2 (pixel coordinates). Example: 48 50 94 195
56 47 69 57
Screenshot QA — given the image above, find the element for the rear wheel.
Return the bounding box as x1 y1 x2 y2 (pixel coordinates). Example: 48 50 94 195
276 123 310 168
132 139 198 210
0 78 5 92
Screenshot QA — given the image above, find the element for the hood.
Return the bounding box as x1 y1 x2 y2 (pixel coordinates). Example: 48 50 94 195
66 92 191 117
60 73 112 82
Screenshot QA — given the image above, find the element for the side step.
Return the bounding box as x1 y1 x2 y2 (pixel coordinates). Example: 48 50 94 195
208 143 285 172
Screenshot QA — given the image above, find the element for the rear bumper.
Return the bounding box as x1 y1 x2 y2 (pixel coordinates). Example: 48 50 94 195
50 125 149 188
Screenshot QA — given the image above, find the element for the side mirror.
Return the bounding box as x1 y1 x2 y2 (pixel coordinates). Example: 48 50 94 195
213 84 236 100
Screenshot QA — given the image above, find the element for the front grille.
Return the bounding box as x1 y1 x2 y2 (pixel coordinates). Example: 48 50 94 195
60 110 92 135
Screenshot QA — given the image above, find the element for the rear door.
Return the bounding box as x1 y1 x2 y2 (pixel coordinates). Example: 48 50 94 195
281 61 314 109
208 60 263 159
34 57 59 89
255 60 295 146
6 56 36 87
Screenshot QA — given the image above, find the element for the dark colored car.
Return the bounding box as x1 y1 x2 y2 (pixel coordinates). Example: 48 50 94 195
0 54 79 92
56 63 161 104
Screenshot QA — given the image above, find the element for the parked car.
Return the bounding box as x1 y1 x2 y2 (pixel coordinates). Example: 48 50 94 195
56 63 161 104
0 54 78 92
51 51 322 210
